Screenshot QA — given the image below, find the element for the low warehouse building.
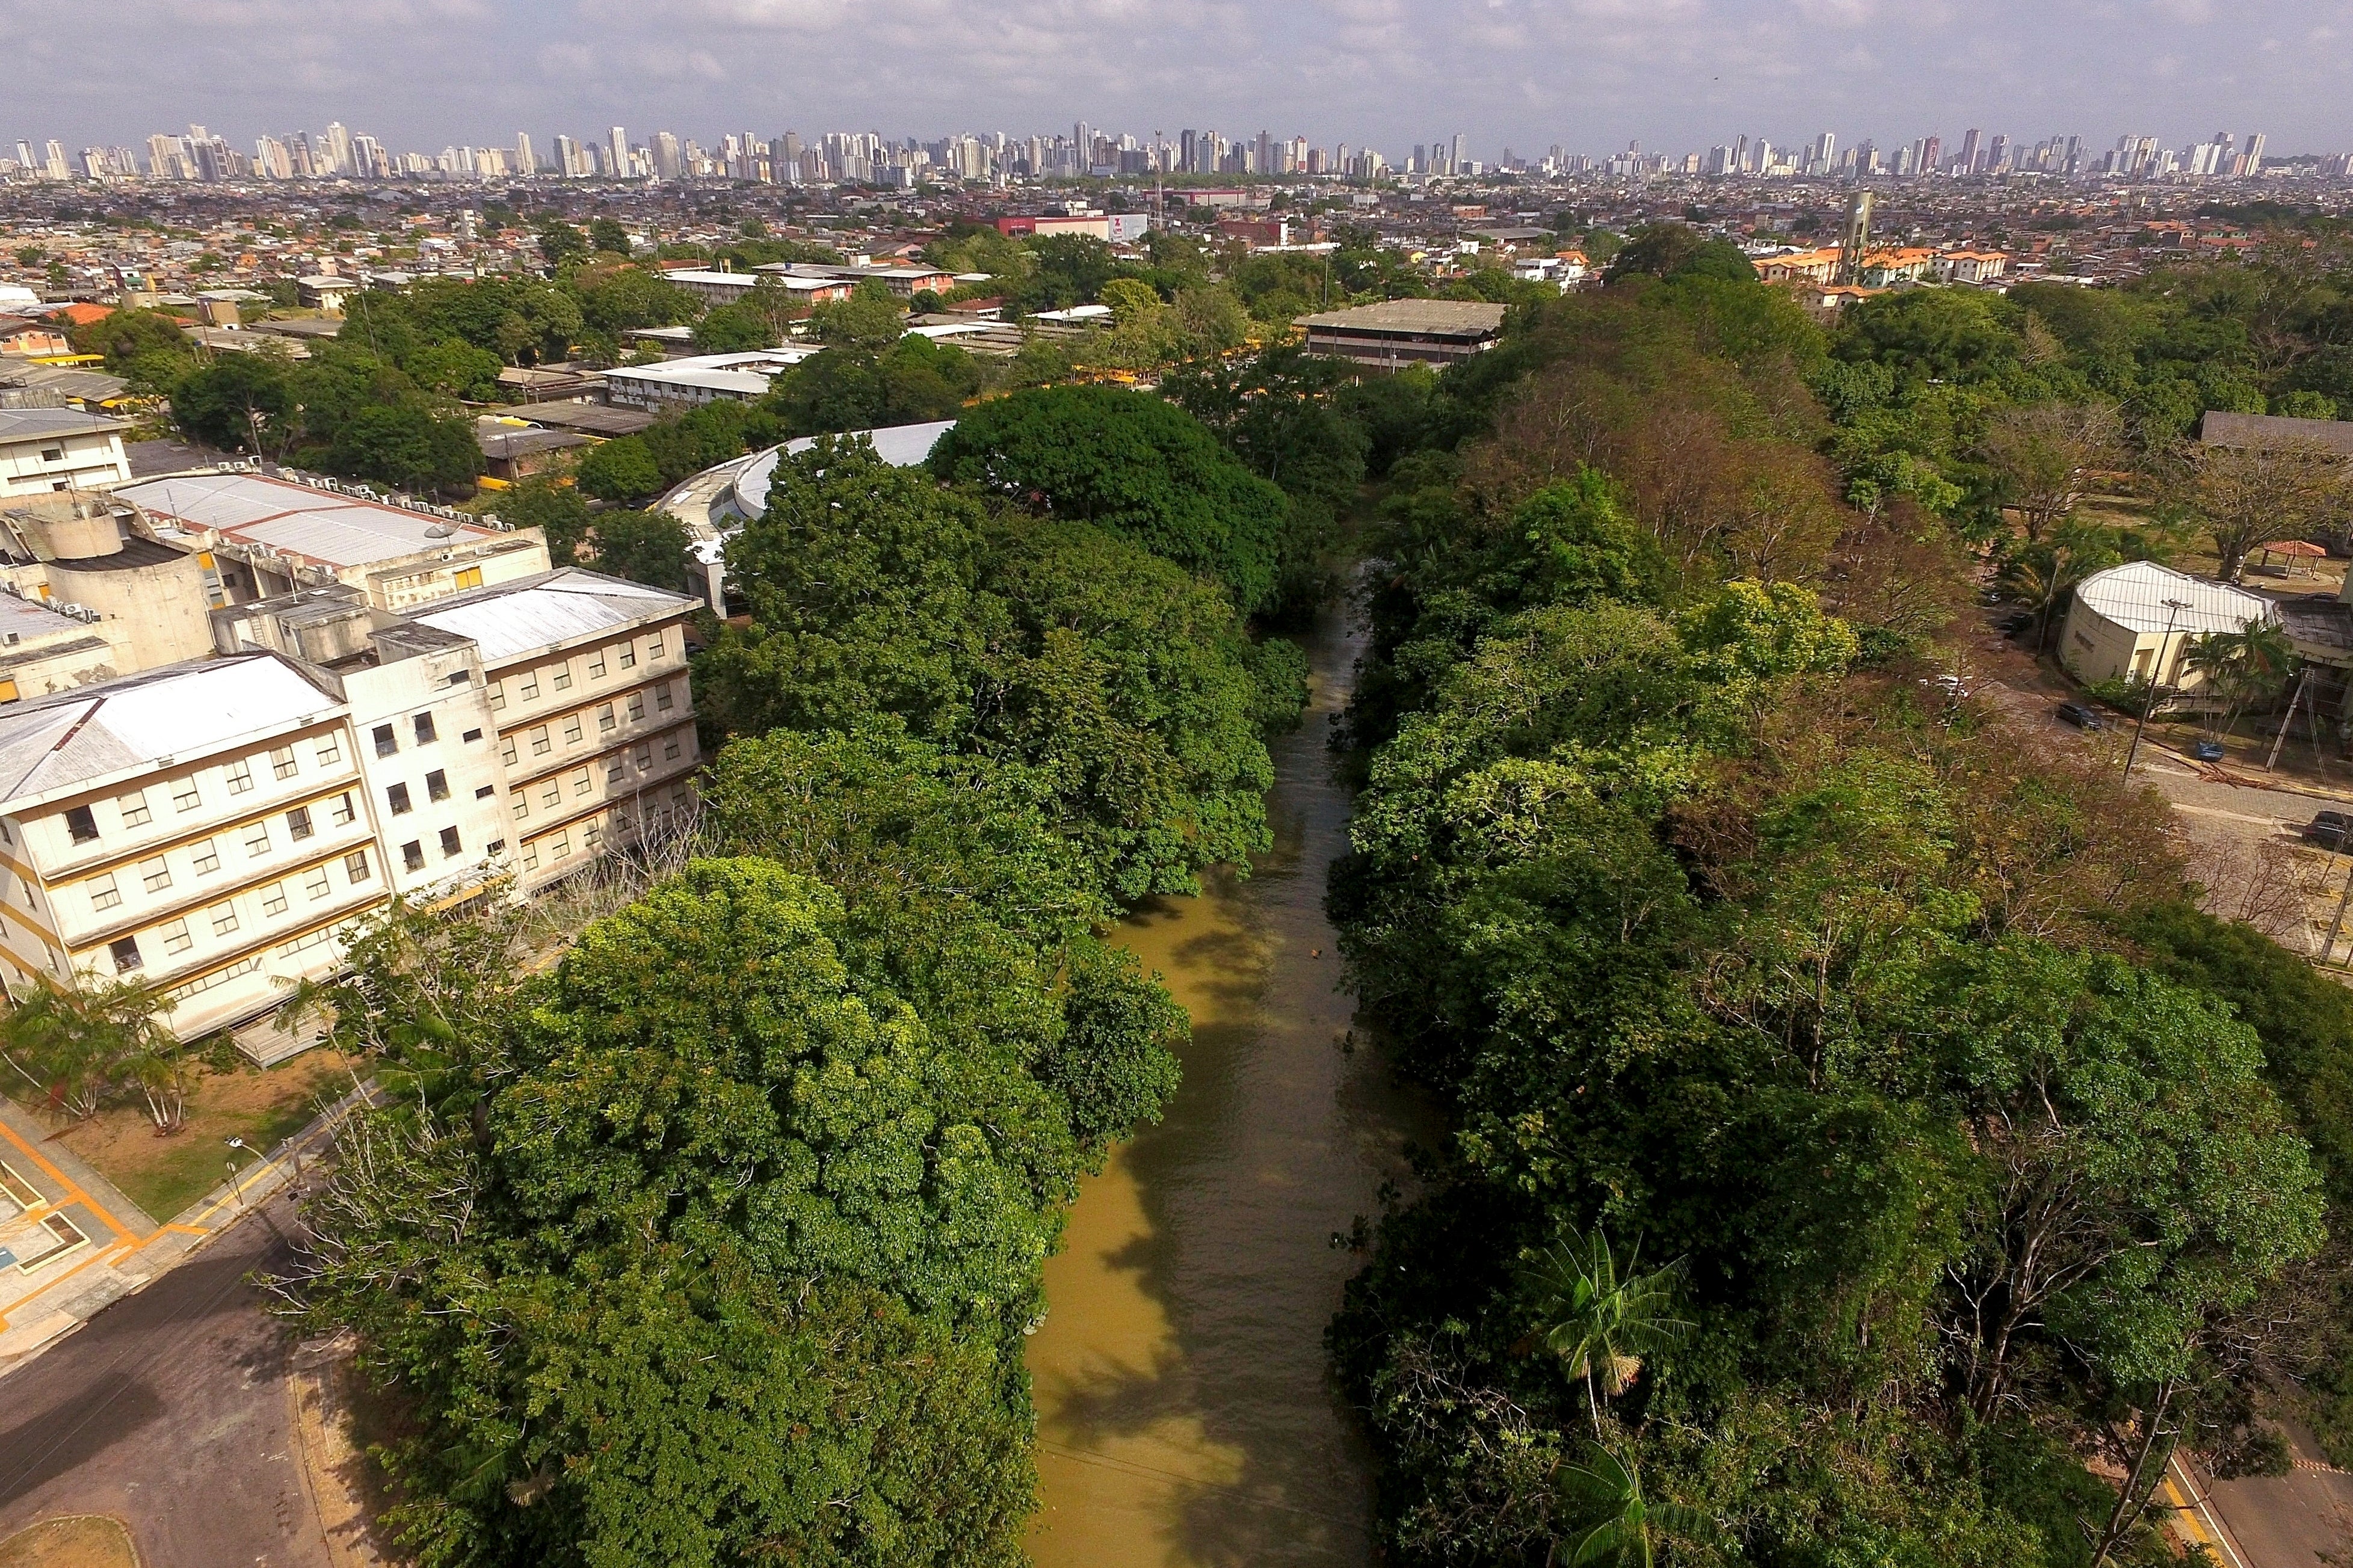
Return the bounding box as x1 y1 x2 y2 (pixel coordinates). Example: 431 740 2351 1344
2060 561 2275 688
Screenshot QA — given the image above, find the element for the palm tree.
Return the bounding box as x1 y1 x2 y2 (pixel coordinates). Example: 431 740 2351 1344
1550 1445 1718 1567
1522 1228 1693 1439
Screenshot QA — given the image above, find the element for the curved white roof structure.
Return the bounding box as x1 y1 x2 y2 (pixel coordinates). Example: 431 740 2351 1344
2072 561 2276 637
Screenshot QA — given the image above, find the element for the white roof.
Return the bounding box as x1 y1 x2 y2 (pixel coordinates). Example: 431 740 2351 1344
1032 304 1112 322
406 568 691 663
721 419 957 521
0 654 341 808
0 408 128 445
116 472 499 568
0 592 96 643
603 349 818 395
2073 561 2276 638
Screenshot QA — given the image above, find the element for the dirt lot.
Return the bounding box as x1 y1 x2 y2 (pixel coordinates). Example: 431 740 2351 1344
11 1051 358 1222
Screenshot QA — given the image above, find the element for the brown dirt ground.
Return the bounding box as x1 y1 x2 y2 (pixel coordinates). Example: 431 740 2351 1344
291 1336 409 1568
0 1516 139 1568
16 1051 359 1222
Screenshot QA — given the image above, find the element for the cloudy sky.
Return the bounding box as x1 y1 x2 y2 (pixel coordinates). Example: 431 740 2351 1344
9 0 2352 161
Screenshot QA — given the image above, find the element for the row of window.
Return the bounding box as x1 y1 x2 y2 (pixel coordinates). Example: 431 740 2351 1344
519 787 695 873
79 795 358 918
106 848 374 975
497 682 679 767
487 633 667 712
55 734 347 847
510 734 689 822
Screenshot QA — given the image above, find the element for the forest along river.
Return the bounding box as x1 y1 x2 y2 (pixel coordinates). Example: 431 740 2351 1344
1024 598 1434 1567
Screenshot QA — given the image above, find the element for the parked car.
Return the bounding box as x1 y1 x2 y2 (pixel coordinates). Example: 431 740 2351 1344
2056 701 2105 731
2305 811 2352 850
2192 739 2227 763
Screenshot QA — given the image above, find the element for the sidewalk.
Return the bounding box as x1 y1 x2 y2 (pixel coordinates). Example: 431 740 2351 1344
0 1079 376 1376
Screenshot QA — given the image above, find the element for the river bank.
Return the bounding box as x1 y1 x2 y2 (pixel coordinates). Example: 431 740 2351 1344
1023 597 1431 1567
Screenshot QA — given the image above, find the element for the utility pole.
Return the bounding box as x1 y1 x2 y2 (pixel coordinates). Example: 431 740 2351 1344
2121 598 2189 784
2268 667 2312 770
2321 857 2353 967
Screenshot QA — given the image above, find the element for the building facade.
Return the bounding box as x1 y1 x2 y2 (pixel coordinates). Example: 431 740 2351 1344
0 569 700 1046
0 410 131 498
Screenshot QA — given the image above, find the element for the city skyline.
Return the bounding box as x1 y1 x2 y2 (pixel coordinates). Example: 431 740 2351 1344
3 0 2350 162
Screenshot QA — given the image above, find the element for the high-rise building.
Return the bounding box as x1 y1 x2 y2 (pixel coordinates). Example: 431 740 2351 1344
1987 134 2009 172
254 137 292 180
1957 128 1981 174
514 131 536 177
652 131 681 180
353 135 386 179
324 121 353 176
1451 133 1467 173
608 126 630 178
1920 135 1941 176
42 141 69 180
2242 132 2266 175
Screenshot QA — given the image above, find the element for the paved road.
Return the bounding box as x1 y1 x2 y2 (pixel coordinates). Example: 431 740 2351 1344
2200 1420 2353 1568
0 1190 335 1568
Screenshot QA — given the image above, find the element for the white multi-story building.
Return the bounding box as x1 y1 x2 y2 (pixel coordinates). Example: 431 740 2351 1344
0 568 700 1049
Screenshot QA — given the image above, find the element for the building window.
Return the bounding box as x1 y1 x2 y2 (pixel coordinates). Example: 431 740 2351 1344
439 826 461 858
118 790 151 827
634 745 652 770
454 566 483 591
585 822 603 852
474 785 494 800
88 873 121 912
650 633 665 659
587 649 606 678
262 882 288 917
486 837 505 855
161 918 192 955
572 767 591 798
519 672 539 700
597 703 616 734
192 838 221 874
552 665 572 692
344 850 371 884
64 805 98 843
401 840 425 872
209 902 239 936
225 760 253 795
522 842 540 871
529 725 550 757
140 857 170 893
446 669 472 687
414 712 437 745
171 779 200 812
626 693 645 722
487 681 505 712
425 769 449 802
618 642 637 671
511 796 529 820
499 736 518 767
550 831 572 861
304 868 330 900
563 716 582 745
110 936 141 973
606 757 624 784
664 737 682 761
656 683 674 712
539 781 560 809
462 727 482 743
270 746 298 780
244 823 270 858
329 792 356 826
372 724 398 758
316 735 342 767
386 782 412 815
286 805 313 841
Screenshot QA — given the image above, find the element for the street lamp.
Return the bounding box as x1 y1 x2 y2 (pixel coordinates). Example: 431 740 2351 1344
2121 597 2191 783
224 1136 249 1207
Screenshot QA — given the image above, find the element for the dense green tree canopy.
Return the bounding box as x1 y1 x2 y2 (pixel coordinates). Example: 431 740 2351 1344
928 384 1292 616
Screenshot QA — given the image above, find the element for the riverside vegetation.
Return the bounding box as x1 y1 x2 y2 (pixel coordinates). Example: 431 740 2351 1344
248 221 2353 1567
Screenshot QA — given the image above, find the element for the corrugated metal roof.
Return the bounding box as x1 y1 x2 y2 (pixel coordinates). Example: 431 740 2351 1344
2074 561 2276 637
405 568 691 663
115 472 496 568
0 408 128 443
0 653 342 807
0 592 93 641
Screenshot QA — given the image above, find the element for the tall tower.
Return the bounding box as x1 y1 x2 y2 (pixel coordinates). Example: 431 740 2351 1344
514 131 535 177
1836 190 1874 285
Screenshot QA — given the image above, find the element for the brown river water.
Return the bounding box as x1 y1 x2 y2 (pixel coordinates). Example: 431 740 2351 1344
1023 601 1433 1567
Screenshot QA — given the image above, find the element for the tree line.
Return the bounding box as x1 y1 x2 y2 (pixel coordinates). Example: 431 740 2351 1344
1325 235 2353 1566
264 385 1335 1567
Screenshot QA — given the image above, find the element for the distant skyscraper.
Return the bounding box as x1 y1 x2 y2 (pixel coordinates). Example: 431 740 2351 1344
42 141 69 180
1957 128 1981 174
2243 132 2266 174
1451 132 1467 173
653 131 681 180
514 131 535 177
1920 135 1941 176
323 121 353 176
608 126 630 178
